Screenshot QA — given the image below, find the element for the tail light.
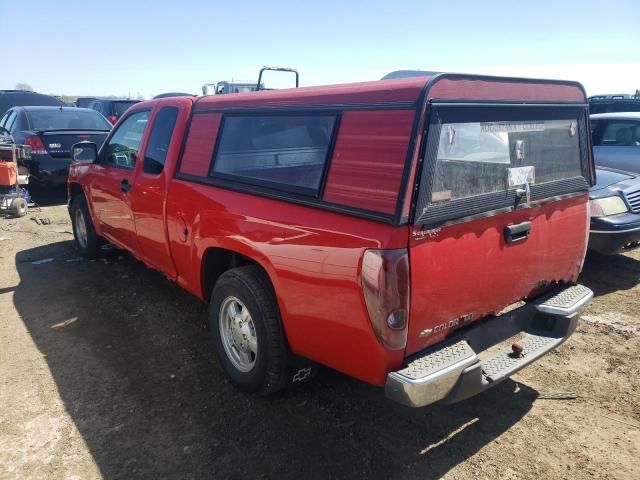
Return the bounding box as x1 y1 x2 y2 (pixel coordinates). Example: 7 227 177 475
107 115 118 125
361 248 410 350
24 135 47 154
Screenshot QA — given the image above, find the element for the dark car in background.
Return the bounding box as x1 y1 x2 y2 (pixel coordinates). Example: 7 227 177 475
88 99 140 125
589 98 640 115
0 90 63 117
590 112 640 173
589 166 640 255
589 93 636 100
0 107 111 186
75 97 98 108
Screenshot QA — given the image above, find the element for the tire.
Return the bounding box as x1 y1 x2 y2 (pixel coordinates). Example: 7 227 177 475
210 265 316 395
70 194 100 258
10 197 27 218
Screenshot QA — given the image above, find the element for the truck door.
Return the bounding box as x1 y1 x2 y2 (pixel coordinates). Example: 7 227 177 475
406 103 592 355
128 99 190 278
89 109 150 254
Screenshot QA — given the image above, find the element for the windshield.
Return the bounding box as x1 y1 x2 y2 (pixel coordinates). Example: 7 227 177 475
27 109 111 131
590 119 640 146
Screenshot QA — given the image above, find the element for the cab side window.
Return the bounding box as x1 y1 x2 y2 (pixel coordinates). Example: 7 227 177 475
143 107 179 175
102 111 150 168
211 114 337 195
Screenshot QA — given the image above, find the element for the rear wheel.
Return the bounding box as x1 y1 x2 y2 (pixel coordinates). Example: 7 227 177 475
71 195 100 258
10 197 27 218
210 265 316 395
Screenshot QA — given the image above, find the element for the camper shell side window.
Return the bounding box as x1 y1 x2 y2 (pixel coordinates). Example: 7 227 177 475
209 114 338 197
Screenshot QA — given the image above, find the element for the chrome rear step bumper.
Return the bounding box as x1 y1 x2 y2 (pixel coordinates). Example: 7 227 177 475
385 284 593 408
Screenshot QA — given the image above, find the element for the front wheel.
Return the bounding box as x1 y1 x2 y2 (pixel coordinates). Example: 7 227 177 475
71 195 100 258
210 266 316 395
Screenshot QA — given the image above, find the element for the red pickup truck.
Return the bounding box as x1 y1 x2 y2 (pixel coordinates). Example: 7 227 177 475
68 73 594 407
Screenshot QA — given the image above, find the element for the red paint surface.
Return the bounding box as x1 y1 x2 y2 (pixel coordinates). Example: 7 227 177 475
86 164 141 254
406 194 589 354
194 78 429 111
323 110 414 214
129 97 193 278
166 180 408 384
401 120 426 218
428 77 586 102
192 75 585 112
179 113 221 177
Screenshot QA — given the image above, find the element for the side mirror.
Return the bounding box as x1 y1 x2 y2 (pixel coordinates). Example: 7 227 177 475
71 141 98 163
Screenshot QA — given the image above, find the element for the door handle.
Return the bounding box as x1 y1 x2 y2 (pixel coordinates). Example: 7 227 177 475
504 221 532 244
120 179 132 193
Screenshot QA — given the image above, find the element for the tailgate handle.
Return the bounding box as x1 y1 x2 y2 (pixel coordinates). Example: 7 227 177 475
504 221 532 244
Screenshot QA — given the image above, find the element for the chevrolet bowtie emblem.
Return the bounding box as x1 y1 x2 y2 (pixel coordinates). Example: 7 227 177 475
418 328 433 338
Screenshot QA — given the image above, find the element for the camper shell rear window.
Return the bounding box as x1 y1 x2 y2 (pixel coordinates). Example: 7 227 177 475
415 104 591 226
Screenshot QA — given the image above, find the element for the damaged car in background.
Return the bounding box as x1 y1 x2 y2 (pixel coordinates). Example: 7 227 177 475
589 167 640 254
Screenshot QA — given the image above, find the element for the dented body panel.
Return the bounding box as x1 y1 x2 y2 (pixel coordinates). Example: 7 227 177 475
407 194 588 354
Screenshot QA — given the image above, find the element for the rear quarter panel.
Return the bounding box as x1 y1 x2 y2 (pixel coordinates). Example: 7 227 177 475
166 180 408 385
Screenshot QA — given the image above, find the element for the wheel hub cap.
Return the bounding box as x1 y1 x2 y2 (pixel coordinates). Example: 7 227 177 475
75 209 87 249
219 297 257 372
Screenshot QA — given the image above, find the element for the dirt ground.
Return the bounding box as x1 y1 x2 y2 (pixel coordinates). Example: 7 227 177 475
0 192 639 480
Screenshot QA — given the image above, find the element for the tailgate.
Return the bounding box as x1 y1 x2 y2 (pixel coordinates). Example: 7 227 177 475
406 103 592 355
39 131 108 158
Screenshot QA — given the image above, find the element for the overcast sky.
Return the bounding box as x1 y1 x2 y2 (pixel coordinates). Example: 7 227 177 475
1 0 638 98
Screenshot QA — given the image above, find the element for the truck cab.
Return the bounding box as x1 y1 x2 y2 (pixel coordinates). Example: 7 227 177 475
68 74 594 407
